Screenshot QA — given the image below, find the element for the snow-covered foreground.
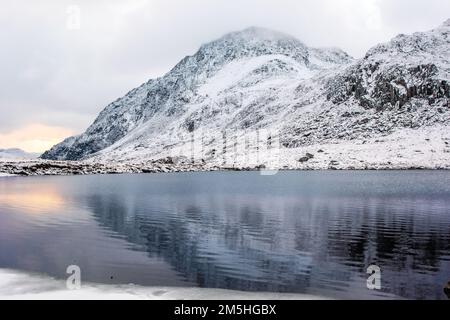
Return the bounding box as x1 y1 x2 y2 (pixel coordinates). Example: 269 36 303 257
0 269 327 300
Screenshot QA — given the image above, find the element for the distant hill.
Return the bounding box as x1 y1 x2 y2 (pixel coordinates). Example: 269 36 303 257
0 148 40 160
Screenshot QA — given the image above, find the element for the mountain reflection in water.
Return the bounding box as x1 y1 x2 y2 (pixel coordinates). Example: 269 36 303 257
0 171 449 299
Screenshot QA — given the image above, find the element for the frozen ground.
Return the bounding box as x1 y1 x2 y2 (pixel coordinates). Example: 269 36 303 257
0 269 326 300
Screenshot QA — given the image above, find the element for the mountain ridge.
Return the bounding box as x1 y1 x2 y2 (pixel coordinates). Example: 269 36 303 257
41 26 353 161
41 22 449 170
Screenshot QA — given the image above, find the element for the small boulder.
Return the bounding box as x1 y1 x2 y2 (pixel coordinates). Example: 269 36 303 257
298 153 314 163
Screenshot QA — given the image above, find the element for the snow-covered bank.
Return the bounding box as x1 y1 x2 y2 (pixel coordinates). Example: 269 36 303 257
276 124 450 170
0 172 17 177
1 125 449 177
0 158 211 176
0 269 327 300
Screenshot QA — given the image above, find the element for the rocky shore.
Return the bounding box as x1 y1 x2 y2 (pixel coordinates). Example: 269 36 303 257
0 158 212 177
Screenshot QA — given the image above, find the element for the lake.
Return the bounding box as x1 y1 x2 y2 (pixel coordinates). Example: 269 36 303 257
0 171 449 299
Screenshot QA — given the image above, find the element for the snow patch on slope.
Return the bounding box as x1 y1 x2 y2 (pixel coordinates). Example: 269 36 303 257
198 54 312 97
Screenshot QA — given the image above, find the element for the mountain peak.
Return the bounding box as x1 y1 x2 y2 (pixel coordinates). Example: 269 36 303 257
41 24 449 165
223 26 297 42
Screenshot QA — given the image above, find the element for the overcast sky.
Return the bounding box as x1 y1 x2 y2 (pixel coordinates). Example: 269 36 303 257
1 0 449 152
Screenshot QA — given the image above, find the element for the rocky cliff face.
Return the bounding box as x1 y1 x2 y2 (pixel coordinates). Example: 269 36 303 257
327 22 449 110
41 23 450 169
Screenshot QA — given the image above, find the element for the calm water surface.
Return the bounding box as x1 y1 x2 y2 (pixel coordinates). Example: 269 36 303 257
0 171 449 299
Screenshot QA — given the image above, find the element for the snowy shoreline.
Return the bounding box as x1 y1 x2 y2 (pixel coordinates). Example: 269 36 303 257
0 161 449 178
0 160 449 178
1 125 450 177
0 269 327 300
0 172 17 177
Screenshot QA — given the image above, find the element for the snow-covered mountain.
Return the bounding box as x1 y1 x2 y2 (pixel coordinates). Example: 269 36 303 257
41 23 450 169
0 148 40 160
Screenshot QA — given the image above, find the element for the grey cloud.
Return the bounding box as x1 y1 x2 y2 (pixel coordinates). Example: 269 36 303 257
0 0 448 135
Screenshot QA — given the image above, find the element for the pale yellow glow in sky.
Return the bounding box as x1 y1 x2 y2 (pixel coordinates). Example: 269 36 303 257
0 124 74 153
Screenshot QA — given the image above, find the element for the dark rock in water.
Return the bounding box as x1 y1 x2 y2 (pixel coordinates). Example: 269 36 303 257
444 281 450 299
